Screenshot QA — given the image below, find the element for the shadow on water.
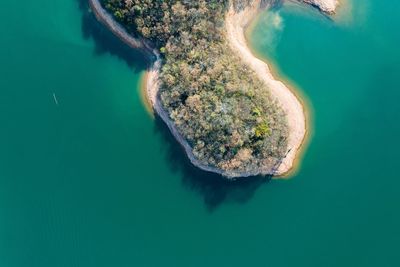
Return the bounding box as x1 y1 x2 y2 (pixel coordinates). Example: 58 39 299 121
76 0 148 72
154 117 272 212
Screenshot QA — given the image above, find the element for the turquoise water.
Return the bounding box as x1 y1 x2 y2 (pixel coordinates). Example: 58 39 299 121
0 0 399 266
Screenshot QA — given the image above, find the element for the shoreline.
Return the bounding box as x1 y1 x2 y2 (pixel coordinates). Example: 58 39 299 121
90 0 336 179
244 8 315 178
139 71 155 118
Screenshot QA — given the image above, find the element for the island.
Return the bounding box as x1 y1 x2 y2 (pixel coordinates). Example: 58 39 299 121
89 0 338 178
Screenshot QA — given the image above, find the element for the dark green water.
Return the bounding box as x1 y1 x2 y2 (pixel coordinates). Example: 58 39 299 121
1 0 399 266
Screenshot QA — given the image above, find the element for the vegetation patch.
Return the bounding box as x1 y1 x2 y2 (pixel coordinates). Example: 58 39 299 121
102 0 289 175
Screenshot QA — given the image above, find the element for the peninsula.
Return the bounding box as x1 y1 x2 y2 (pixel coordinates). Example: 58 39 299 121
89 0 338 178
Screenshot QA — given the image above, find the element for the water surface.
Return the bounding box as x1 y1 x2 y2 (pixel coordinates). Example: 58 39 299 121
0 0 399 266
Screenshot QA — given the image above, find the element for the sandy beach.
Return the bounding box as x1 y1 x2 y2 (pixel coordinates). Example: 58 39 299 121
225 0 308 176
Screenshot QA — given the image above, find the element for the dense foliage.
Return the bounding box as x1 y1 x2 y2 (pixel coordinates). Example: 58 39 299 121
102 0 289 175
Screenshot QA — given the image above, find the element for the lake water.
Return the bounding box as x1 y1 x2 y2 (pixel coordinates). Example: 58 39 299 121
1 0 399 266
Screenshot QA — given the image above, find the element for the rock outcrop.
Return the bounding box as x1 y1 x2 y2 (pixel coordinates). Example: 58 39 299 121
301 0 339 14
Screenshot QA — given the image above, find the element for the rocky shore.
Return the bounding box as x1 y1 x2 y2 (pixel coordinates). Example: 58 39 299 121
89 0 228 177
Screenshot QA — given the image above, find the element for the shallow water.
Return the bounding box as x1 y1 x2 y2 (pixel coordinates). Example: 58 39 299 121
0 0 399 266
